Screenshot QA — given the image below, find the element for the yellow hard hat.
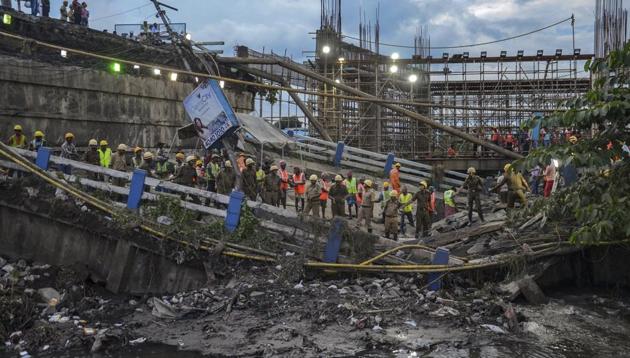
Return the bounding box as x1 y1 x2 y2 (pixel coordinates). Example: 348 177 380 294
467 167 476 174
365 179 373 187
99 140 108 146
196 160 203 166
245 158 255 166
14 125 22 131
335 175 343 182
134 146 143 153
225 160 232 167
34 130 44 138
176 153 185 160
270 165 279 171
420 180 428 187
117 143 127 151
186 155 196 163
383 181 389 187
504 163 512 172
144 151 154 160
390 190 399 197
88 139 98 146
65 132 74 139
569 135 578 144
394 162 401 168
309 174 318 181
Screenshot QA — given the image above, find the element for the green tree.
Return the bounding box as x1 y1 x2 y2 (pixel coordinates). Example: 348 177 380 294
519 44 630 244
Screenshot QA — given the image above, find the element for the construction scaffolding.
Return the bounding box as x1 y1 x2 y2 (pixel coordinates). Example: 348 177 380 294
428 52 592 153
235 2 593 160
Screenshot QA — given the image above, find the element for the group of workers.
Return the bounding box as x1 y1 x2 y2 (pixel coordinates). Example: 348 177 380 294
5 124 543 241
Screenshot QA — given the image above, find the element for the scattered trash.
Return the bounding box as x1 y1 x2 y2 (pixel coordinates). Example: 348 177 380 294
129 337 147 345
429 306 460 317
404 320 417 328
157 216 173 226
481 324 507 334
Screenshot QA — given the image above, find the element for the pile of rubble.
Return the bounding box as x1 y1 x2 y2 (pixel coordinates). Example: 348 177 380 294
0 256 137 357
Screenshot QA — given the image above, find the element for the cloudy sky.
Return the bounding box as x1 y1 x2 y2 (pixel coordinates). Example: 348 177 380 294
80 0 596 60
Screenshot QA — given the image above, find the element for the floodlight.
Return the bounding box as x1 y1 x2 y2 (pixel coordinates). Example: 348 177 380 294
408 74 418 83
391 52 400 60
153 68 161 75
389 65 398 73
322 45 331 54
170 72 178 81
60 50 67 58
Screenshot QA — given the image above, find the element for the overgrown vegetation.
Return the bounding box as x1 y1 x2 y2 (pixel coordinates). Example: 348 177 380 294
519 43 630 244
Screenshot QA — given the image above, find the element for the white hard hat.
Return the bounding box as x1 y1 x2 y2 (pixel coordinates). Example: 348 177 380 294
117 144 127 151
309 174 318 181
186 155 196 163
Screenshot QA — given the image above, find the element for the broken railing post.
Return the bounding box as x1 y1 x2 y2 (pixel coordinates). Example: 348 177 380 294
35 147 51 170
428 247 450 291
324 217 345 263
334 141 344 168
225 191 245 232
384 153 395 178
127 169 147 210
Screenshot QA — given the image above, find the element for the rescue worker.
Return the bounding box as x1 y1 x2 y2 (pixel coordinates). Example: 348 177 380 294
303 174 321 217
379 182 391 223
462 167 485 225
110 144 128 186
29 131 47 151
256 163 266 200
492 164 530 208
543 161 556 197
83 139 100 179
443 186 458 217
217 160 236 195
175 152 185 172
205 154 221 192
263 165 281 206
329 175 348 217
97 140 112 168
237 152 247 172
399 185 415 235
155 155 174 180
355 179 377 233
139 152 156 178
383 190 401 241
242 158 258 201
8 125 27 149
60 132 78 174
132 147 144 169
428 186 437 218
195 160 206 189
292 166 306 212
344 171 358 218
172 155 200 204
356 178 366 208
319 173 331 219
389 162 401 192
278 160 290 209
411 180 432 238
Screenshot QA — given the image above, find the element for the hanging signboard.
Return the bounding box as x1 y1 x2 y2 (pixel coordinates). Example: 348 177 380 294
183 79 240 149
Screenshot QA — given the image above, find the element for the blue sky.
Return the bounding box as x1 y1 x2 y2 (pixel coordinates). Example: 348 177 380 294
80 0 596 60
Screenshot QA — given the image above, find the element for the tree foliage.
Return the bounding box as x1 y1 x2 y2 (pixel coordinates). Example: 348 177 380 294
519 44 630 244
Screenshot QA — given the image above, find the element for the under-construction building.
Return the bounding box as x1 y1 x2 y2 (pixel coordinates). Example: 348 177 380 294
242 1 596 160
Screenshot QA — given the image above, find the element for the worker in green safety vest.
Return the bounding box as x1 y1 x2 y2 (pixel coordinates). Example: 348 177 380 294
97 140 112 168
155 155 174 180
205 154 221 192
399 185 415 235
444 186 458 217
343 171 358 218
379 181 391 223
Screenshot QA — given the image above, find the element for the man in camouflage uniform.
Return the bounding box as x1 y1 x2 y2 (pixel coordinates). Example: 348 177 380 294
412 180 433 238
462 167 485 225
383 190 401 241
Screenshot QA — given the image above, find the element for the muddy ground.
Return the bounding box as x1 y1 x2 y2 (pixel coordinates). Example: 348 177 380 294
2 254 630 358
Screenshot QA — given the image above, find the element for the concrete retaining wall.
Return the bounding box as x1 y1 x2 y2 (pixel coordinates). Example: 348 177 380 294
0 55 254 148
0 203 207 294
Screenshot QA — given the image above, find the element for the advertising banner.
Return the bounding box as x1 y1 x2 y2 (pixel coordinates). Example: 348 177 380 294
183 79 239 149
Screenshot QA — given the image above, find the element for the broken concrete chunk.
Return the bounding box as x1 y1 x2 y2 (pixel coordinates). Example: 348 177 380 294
517 277 548 305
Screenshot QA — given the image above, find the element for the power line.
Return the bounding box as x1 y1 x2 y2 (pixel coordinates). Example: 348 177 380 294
341 16 573 50
90 3 154 23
